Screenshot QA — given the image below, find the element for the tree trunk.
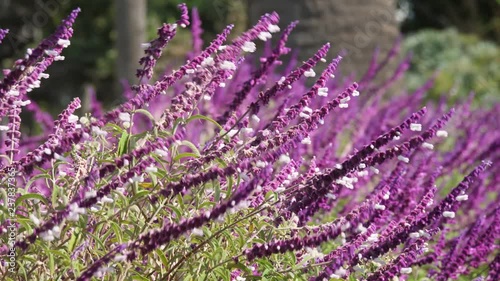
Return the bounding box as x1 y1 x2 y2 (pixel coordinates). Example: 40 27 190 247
247 0 400 79
115 0 146 101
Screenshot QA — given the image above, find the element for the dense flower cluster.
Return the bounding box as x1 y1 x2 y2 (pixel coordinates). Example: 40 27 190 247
0 4 498 281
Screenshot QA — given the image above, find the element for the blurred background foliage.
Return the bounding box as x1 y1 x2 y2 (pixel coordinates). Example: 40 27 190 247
403 29 500 105
0 0 498 118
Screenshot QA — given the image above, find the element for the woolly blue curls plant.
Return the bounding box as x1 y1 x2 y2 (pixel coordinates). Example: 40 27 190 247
0 3 499 281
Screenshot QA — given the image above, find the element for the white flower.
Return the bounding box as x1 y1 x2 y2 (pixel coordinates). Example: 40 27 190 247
85 190 97 199
301 136 312 145
0 125 9 131
304 69 316 77
443 211 455 218
277 76 286 85
220 60 236 70
339 103 349 108
191 228 204 236
251 114 260 123
140 43 151 49
219 82 226 88
340 96 351 103
30 214 40 226
7 90 19 97
261 129 270 136
44 50 58 56
201 57 214 67
397 155 410 163
101 196 114 204
91 126 108 137
257 31 272 41
40 230 55 241
52 226 61 238
302 106 313 113
54 56 65 61
456 194 468 201
242 127 254 135
400 267 412 274
57 39 71 47
374 204 386 210
367 234 379 242
383 192 390 200
79 116 89 125
268 24 280 33
255 160 267 168
410 123 422 131
68 114 79 123
242 41 256 53
90 205 101 212
318 87 328 97
334 267 347 277
436 130 448 137
155 148 168 157
119 112 131 122
114 255 127 262
422 142 434 150
278 154 291 164
129 175 144 183
356 223 367 233
352 90 360 96
409 232 420 239
145 166 158 173
228 129 239 137
326 193 336 200
299 112 310 118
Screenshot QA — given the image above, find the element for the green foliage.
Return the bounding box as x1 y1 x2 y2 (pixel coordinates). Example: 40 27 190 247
403 28 500 105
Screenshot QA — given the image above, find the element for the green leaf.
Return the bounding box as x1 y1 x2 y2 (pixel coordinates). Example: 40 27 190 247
109 221 123 243
131 274 150 281
51 184 59 207
155 249 169 272
185 114 223 130
15 193 48 208
214 180 221 202
178 140 201 156
49 251 55 276
173 152 199 162
229 262 251 274
105 123 125 134
117 131 130 156
133 109 156 123
67 230 80 253
130 190 150 202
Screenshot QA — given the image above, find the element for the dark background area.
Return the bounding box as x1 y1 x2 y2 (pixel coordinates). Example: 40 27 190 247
0 0 498 121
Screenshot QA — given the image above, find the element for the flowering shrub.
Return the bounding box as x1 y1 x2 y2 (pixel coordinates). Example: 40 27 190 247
0 4 499 281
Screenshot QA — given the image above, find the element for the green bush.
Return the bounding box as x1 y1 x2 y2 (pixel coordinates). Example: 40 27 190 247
403 28 500 105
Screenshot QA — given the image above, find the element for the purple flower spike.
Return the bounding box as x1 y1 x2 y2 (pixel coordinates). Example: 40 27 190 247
188 7 203 58
0 29 8 44
0 8 80 99
176 3 190 28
